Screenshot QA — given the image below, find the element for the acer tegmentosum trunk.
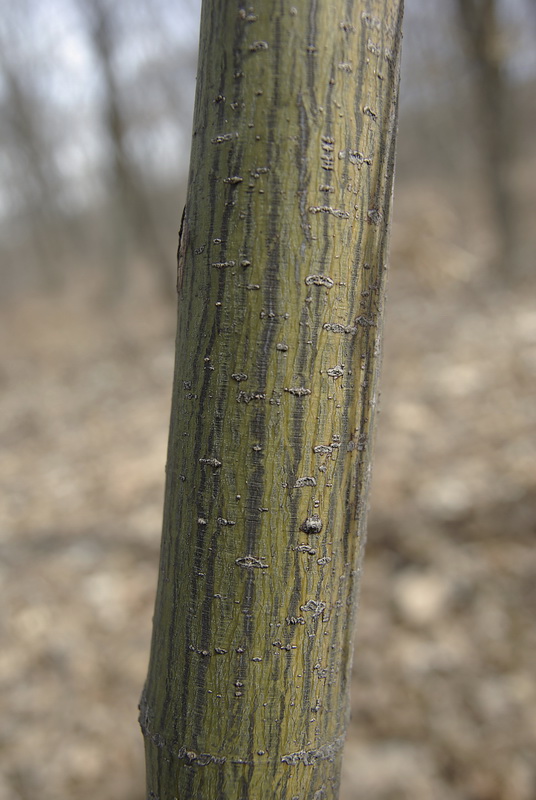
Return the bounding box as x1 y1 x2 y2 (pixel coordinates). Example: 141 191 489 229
141 1 403 798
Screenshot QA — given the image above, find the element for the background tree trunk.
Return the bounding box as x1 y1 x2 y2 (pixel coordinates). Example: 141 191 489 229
83 0 175 301
141 1 403 798
0 43 65 289
454 0 518 276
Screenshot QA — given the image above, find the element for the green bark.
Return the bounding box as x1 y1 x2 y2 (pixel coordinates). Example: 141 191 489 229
141 1 403 798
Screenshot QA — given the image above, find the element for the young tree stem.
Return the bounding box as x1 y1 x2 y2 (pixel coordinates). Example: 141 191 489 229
141 2 403 797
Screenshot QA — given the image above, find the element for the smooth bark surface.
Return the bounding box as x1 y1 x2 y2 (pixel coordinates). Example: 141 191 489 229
141 1 403 798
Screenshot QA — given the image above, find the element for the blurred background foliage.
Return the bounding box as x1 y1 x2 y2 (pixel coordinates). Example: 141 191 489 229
1 1 535 799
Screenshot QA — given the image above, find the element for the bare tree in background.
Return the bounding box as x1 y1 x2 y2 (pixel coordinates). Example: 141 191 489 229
455 0 519 276
0 31 64 288
82 0 175 301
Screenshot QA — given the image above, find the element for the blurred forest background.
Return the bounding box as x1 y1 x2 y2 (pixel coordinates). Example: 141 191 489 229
1 1 535 799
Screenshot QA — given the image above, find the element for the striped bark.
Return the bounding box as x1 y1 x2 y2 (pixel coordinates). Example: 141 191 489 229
141 1 403 798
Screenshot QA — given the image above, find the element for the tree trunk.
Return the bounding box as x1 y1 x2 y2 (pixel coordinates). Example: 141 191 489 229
0 44 64 289
141 1 403 798
85 0 175 302
455 0 518 276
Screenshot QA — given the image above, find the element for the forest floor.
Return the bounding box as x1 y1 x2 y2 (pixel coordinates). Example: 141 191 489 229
1 196 535 800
